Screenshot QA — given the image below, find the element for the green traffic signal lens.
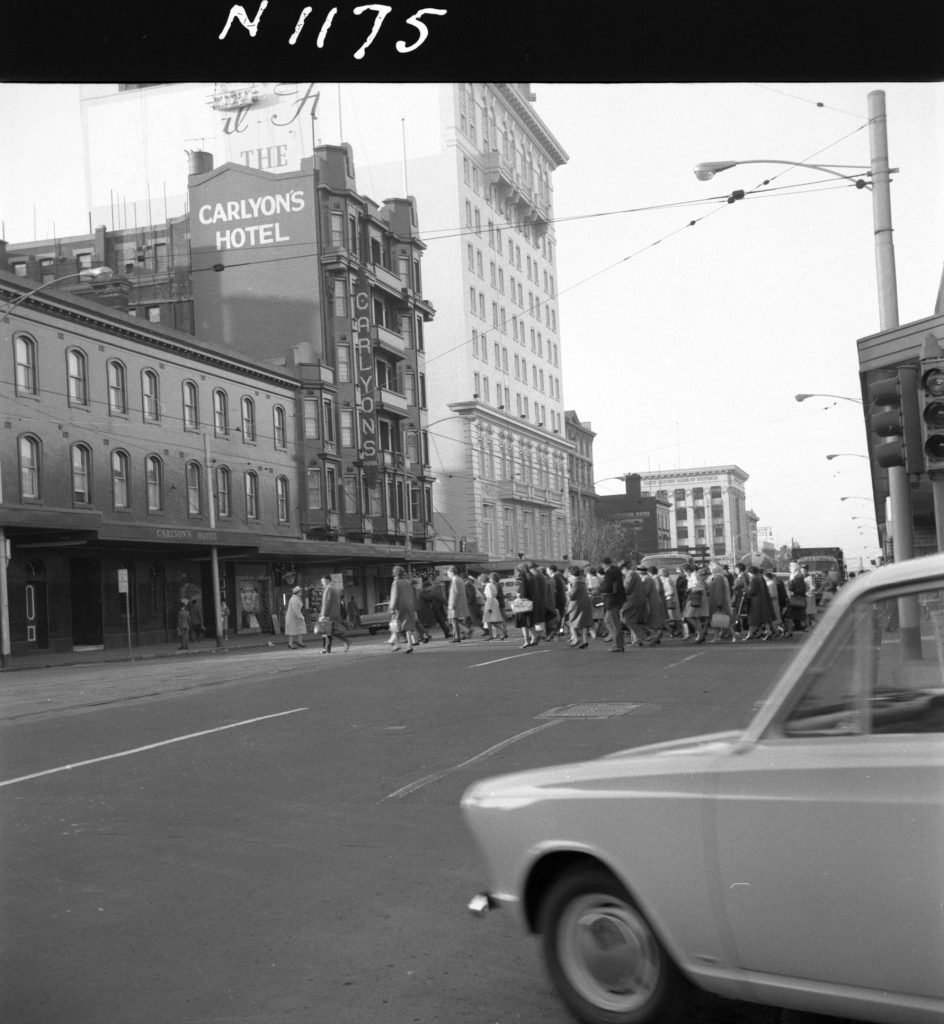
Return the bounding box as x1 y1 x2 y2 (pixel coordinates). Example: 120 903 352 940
925 433 944 462
925 400 944 430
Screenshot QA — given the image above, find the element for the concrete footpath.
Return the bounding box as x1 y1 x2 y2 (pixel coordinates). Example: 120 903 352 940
0 629 378 720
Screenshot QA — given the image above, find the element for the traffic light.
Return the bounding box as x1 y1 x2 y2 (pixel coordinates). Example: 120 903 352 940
919 354 944 472
868 365 922 472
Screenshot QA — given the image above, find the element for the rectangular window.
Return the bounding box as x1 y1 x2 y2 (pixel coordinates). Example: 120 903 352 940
333 277 347 316
311 468 325 509
337 343 351 383
322 397 335 444
304 398 319 439
340 409 355 448
330 211 344 247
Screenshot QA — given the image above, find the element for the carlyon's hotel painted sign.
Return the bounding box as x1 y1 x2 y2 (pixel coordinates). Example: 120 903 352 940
190 169 316 254
198 190 306 250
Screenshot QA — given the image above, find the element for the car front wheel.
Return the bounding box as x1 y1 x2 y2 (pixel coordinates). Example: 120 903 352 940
538 866 689 1024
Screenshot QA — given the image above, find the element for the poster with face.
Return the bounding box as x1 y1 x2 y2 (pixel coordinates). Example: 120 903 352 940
238 581 262 630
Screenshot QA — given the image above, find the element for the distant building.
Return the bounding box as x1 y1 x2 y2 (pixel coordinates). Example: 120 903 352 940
565 410 596 553
594 474 671 560
638 465 752 562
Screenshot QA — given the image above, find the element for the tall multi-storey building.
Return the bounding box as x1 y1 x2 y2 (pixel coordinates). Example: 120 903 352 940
70 82 574 565
638 465 753 561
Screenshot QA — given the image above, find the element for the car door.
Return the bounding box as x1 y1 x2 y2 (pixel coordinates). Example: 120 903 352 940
707 579 944 1005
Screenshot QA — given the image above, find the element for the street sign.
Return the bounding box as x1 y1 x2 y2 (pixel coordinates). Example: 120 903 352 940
117 569 129 594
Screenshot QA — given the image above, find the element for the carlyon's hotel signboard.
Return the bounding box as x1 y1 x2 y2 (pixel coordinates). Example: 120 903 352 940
189 164 317 262
188 164 319 355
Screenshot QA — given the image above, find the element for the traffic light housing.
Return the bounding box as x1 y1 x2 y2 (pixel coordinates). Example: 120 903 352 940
868 365 922 473
919 355 944 472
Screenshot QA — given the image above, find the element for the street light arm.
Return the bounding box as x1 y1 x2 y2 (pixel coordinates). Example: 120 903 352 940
795 392 863 405
694 159 875 185
1 267 114 319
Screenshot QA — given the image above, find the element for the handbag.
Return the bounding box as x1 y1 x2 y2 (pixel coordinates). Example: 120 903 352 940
313 617 333 637
510 597 533 613
710 612 730 629
688 591 703 608
532 622 545 635
788 595 806 609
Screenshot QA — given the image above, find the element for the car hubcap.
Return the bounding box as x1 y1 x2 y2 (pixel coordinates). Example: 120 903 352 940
558 894 661 1013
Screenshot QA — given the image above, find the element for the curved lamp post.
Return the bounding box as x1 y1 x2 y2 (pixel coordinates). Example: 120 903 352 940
795 393 863 405
826 453 869 461
0 266 115 668
841 495 873 502
1 266 114 320
693 159 874 186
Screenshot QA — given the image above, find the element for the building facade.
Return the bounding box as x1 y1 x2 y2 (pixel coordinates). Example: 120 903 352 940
638 465 753 562
71 82 575 566
0 141 443 655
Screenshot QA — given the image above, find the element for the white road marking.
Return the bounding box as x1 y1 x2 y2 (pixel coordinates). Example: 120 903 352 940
663 653 704 669
0 708 309 788
469 650 546 667
381 719 564 801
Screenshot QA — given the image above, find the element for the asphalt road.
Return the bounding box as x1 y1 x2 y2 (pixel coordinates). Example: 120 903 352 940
0 634 804 1024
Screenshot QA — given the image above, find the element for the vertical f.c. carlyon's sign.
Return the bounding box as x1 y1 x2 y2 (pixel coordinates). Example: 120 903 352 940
354 270 378 476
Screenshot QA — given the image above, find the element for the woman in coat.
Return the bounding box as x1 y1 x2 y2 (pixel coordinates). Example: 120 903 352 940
446 565 470 643
389 565 418 653
706 565 733 643
682 566 710 643
565 567 594 648
481 572 505 641
514 564 538 648
642 566 667 645
745 565 777 640
284 586 308 649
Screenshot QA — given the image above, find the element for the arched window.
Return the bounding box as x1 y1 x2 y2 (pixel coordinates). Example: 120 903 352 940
244 471 259 520
145 455 163 512
216 466 231 517
112 449 130 509
19 434 41 499
14 335 37 395
107 360 127 414
240 396 256 442
182 381 200 430
186 461 202 515
71 443 92 504
272 405 286 449
276 475 289 523
67 348 88 406
213 388 229 436
142 369 161 422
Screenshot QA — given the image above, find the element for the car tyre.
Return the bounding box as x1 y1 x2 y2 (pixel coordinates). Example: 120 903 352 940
538 866 690 1024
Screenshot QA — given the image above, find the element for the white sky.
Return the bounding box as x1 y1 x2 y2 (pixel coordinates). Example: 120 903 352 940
2 81 942 570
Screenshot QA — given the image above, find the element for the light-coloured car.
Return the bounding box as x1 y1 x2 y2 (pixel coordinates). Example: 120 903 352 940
360 601 390 635
462 554 944 1024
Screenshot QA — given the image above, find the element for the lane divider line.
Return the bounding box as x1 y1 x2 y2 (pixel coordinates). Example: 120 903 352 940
381 719 564 801
0 708 309 789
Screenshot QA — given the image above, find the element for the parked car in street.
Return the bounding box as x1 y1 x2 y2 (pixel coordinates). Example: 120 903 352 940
360 601 390 635
462 554 944 1024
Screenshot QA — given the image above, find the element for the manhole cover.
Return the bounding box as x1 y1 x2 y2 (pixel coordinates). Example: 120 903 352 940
538 702 642 719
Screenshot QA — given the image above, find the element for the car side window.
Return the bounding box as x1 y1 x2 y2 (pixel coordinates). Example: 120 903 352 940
781 581 944 737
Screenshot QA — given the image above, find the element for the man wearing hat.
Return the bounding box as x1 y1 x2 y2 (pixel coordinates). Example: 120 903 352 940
285 585 308 649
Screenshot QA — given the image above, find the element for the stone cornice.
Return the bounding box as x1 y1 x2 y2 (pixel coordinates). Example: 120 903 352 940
494 84 569 167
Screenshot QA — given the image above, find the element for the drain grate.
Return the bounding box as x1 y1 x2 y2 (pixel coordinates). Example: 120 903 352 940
538 702 642 719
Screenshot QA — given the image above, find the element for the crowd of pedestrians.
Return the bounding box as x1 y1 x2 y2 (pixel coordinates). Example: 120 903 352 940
245 556 842 658
371 558 841 653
